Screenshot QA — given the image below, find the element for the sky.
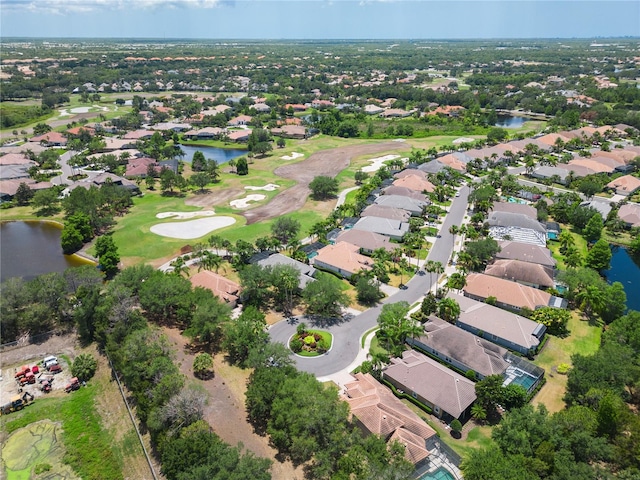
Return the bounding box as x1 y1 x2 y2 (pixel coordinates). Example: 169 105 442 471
0 0 638 40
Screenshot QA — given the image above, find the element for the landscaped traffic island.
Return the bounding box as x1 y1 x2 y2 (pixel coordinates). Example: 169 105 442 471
289 324 332 357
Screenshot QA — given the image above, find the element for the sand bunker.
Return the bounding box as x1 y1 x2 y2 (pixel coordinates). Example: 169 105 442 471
156 210 216 219
281 152 304 160
151 217 236 239
361 154 401 173
453 137 475 144
244 184 280 192
230 194 266 209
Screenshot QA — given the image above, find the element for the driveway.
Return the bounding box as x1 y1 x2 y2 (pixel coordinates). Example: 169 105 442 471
269 185 471 377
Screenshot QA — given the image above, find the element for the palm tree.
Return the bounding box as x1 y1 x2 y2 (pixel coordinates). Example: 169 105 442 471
437 297 461 323
170 256 190 277
471 404 487 423
449 224 459 245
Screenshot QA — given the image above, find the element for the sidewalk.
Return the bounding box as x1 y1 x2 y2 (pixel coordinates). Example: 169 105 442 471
317 327 378 390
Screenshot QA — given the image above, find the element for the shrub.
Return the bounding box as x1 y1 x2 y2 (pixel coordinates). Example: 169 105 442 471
193 352 214 379
71 353 98 382
557 363 571 374
296 322 307 335
450 419 462 434
290 338 303 353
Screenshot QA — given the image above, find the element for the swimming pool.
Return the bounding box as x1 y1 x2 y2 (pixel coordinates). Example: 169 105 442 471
418 467 456 480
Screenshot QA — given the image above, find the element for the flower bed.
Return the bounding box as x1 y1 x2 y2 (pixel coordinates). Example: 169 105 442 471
289 328 332 357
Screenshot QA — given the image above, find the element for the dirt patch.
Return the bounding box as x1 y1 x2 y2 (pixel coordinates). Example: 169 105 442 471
162 327 303 479
185 187 244 208
0 334 78 404
242 142 405 225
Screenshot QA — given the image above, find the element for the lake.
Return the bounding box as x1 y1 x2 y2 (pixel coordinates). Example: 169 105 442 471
0 221 93 283
179 145 247 164
604 246 640 312
495 115 527 128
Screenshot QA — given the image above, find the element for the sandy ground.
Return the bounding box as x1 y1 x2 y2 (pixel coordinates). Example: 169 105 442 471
156 210 216 219
185 187 245 208
150 217 236 239
361 154 401 173
163 327 303 479
0 334 78 405
280 152 304 160
245 184 280 191
242 141 406 225
230 194 266 209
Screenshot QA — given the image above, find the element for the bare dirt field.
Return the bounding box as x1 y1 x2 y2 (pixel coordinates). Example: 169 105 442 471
185 187 244 208
162 327 303 480
242 142 406 224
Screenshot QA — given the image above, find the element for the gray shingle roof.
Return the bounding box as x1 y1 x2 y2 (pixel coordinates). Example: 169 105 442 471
412 316 510 377
383 350 476 419
450 292 544 350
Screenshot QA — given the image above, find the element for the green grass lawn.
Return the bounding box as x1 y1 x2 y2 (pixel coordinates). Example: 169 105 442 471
548 225 588 270
532 311 601 413
293 329 333 357
401 400 496 459
2 386 123 480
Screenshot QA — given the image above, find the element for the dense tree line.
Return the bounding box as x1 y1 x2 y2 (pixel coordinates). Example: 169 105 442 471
461 311 640 480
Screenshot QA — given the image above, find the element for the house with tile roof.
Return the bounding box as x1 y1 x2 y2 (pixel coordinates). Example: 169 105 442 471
352 216 410 241
484 259 555 289
392 175 435 193
189 271 241 308
228 115 253 126
311 241 372 278
450 293 547 356
335 229 395 254
496 240 556 267
270 125 307 139
342 373 436 466
227 130 251 142
374 195 426 216
383 350 477 421
463 273 566 311
618 203 640 228
361 204 411 222
30 132 67 147
408 316 511 379
490 202 537 220
383 185 429 202
0 153 35 166
606 175 640 196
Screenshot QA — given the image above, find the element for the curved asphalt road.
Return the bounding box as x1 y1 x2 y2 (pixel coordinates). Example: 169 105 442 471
269 185 471 377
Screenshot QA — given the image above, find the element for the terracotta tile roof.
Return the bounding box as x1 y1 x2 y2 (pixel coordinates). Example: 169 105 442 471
394 168 427 180
392 175 435 193
189 271 240 305
485 259 554 288
66 126 95 136
0 153 33 166
383 186 429 203
607 175 640 195
30 132 67 145
463 273 552 310
436 153 466 172
342 373 435 464
496 240 556 267
568 158 615 174
618 203 640 227
312 241 372 276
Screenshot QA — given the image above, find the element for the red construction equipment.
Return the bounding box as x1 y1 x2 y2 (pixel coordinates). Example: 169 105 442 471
49 364 62 375
65 377 80 393
14 366 30 379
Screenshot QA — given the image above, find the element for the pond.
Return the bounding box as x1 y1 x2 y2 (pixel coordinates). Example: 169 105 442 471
604 246 640 312
179 144 247 165
494 115 527 128
0 221 93 283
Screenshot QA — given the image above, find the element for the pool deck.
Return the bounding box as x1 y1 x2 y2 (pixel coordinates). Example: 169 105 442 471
414 442 464 479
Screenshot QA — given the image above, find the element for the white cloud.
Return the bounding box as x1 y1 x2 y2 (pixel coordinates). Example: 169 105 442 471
1 0 221 15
